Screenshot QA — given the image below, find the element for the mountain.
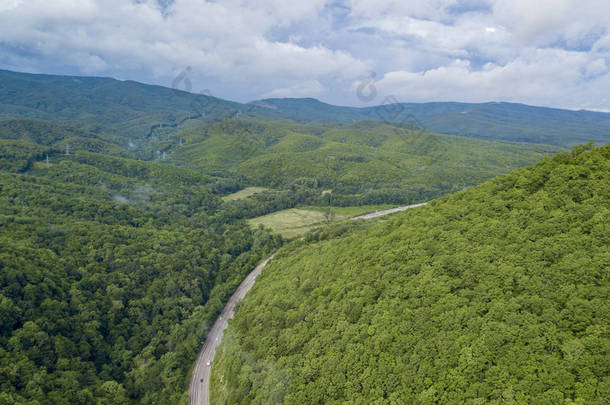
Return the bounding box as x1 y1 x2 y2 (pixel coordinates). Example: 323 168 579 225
211 142 610 404
2 69 609 150
0 116 562 209
167 119 562 205
0 119 134 163
0 69 285 146
1 68 606 404
250 98 367 122
254 98 610 147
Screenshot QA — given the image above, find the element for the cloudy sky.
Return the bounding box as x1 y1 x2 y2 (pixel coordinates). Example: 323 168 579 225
1 0 609 111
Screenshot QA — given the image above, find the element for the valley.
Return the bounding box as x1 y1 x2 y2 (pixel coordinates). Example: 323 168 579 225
0 69 608 405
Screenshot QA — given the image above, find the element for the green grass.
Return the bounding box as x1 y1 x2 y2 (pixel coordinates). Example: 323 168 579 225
222 186 269 201
302 204 397 217
246 204 400 238
247 208 345 238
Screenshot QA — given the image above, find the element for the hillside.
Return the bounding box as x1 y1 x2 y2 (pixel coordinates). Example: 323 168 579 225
168 119 562 205
0 115 562 238
1 68 607 404
211 142 610 404
0 70 284 147
254 98 610 147
0 119 133 161
2 69 609 151
0 129 282 404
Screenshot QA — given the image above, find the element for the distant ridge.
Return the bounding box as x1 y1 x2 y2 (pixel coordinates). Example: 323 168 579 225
0 69 286 140
252 97 610 147
1 69 609 147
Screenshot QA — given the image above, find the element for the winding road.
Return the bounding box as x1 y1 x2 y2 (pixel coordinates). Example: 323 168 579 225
350 202 428 220
188 256 273 405
189 202 428 404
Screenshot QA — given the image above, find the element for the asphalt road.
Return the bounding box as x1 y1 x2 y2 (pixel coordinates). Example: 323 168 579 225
189 201 429 404
189 256 273 405
350 202 428 220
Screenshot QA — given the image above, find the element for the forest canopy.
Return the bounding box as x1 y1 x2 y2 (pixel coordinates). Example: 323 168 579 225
211 143 610 404
0 144 281 404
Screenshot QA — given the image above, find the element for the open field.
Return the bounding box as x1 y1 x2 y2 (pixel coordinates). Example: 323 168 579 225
303 204 397 217
221 186 268 201
247 204 401 238
247 208 344 238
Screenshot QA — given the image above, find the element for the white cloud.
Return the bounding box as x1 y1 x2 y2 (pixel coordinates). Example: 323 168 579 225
0 0 22 12
261 80 326 99
491 0 610 47
0 0 608 110
372 48 609 110
0 0 365 100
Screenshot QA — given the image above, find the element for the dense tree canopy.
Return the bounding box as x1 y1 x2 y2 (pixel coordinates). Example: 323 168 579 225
1 88 606 404
0 147 281 404
212 143 610 404
168 119 562 206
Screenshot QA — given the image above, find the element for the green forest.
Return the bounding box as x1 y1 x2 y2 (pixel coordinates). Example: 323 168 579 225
0 131 283 403
167 119 561 205
1 70 609 405
211 143 610 404
4 69 610 149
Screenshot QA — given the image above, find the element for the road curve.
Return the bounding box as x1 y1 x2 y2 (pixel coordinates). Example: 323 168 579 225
189 201 429 404
189 255 273 405
351 202 428 220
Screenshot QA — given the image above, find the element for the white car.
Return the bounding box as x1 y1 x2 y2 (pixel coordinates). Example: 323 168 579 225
206 361 212 367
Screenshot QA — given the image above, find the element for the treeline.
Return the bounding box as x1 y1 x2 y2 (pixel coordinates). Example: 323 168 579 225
211 143 610 404
218 183 446 222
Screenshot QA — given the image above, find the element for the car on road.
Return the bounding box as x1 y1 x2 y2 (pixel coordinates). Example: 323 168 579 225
206 361 212 366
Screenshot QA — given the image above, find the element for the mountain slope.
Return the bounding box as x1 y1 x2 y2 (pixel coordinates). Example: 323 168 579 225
2 69 609 150
211 142 610 404
0 127 282 404
168 119 562 205
0 69 285 144
254 98 610 147
0 119 133 160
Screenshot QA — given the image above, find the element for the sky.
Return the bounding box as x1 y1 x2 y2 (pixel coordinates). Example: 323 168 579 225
0 0 609 111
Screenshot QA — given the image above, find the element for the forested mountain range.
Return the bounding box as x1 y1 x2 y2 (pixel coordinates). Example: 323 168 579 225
0 69 284 146
253 98 610 147
1 69 608 405
168 119 561 205
2 69 610 149
211 142 610 404
0 111 564 210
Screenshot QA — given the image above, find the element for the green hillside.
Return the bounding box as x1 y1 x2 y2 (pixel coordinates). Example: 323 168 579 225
0 131 282 404
211 142 610 404
3 69 610 150
0 69 284 148
168 119 562 205
0 119 133 159
254 98 610 148
2 69 607 404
